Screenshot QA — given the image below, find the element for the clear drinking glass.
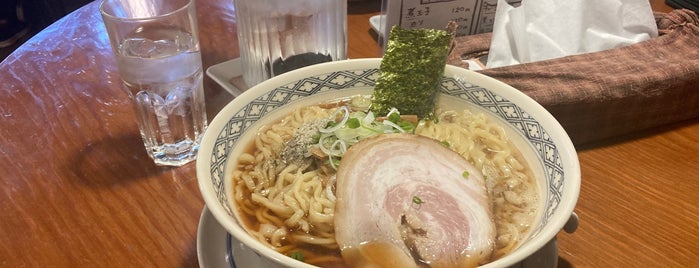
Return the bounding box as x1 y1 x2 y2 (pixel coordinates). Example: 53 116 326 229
100 0 207 166
233 0 348 87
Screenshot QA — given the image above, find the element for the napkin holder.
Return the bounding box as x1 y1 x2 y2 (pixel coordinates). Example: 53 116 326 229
448 9 699 145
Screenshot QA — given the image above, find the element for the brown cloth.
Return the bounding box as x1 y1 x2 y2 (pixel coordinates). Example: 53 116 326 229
448 9 699 145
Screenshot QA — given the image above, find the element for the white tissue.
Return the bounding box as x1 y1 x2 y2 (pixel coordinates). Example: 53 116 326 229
486 0 658 68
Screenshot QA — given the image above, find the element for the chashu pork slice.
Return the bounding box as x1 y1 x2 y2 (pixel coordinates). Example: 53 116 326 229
334 133 495 268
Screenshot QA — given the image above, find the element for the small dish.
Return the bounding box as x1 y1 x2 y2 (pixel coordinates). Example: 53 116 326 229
198 206 269 268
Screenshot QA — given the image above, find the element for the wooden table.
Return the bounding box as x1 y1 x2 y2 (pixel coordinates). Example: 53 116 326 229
1 0 696 267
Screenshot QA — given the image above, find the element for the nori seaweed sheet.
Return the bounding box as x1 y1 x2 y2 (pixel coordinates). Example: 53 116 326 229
370 26 452 119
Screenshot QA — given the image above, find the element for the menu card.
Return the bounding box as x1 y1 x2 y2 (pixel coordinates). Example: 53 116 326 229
379 0 521 41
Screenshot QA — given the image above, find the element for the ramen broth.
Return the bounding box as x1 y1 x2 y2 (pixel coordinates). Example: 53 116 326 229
230 95 540 267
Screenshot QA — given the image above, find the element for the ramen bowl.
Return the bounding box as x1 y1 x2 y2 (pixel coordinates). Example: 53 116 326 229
197 58 580 267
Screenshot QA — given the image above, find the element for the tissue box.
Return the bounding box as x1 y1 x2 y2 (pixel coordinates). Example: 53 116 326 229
448 9 699 145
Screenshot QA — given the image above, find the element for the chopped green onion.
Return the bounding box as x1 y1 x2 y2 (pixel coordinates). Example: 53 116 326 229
462 171 469 179
347 117 360 129
441 140 450 147
318 135 346 157
412 196 423 204
328 156 341 170
382 119 406 133
319 106 350 133
289 251 304 261
398 121 416 133
362 111 376 125
314 106 418 162
388 112 401 123
310 133 321 144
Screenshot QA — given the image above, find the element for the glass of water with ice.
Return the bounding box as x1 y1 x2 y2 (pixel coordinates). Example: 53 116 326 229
100 0 207 166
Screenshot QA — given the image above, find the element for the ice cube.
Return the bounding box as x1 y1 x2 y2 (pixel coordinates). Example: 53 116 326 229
165 86 190 116
121 38 179 58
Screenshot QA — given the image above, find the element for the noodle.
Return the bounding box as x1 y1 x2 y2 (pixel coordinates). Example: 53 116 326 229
231 103 538 266
233 106 338 252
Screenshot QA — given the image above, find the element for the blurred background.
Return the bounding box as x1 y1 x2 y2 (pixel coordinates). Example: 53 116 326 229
1 0 696 62
1 0 92 60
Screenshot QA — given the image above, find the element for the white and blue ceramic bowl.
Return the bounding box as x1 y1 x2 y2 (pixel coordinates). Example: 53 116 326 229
197 58 580 268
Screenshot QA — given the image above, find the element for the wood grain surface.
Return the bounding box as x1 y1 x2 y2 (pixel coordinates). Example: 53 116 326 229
0 0 696 267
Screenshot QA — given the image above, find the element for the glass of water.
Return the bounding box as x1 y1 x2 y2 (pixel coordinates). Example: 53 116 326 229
100 0 207 166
